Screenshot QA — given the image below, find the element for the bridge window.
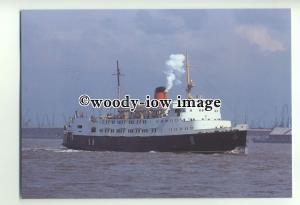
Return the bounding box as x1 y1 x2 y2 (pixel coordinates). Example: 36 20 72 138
91 127 96 132
77 125 82 129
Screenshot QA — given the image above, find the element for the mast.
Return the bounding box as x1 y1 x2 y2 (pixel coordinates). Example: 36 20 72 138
113 60 122 99
185 51 193 98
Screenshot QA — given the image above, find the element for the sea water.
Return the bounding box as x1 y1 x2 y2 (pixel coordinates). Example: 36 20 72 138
21 131 291 198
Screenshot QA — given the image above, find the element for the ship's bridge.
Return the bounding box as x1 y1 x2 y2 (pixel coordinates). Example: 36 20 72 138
170 99 221 120
168 100 231 130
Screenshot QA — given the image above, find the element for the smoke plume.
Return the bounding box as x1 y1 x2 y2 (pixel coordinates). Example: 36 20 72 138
164 54 185 91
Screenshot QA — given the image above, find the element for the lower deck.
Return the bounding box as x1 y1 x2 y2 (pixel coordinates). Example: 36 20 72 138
63 130 247 153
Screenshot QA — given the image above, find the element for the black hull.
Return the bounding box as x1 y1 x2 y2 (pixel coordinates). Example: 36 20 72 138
253 139 291 144
63 130 247 153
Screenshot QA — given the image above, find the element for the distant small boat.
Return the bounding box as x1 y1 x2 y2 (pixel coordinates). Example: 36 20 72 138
253 127 291 143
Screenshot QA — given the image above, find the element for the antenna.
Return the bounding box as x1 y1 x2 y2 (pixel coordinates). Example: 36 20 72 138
112 60 123 99
185 50 194 98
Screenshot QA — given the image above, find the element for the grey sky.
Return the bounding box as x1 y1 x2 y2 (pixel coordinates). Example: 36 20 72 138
21 9 291 128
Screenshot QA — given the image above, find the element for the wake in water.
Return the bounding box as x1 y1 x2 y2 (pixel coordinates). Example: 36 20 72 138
22 146 247 155
224 147 247 155
22 147 90 153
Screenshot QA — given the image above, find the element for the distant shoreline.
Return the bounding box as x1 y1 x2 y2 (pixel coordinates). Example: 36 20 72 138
21 128 63 139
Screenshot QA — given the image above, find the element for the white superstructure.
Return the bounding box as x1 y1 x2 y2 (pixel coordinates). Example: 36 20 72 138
65 99 238 138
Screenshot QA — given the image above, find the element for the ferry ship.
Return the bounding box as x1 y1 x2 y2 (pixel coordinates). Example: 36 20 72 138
63 53 247 153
